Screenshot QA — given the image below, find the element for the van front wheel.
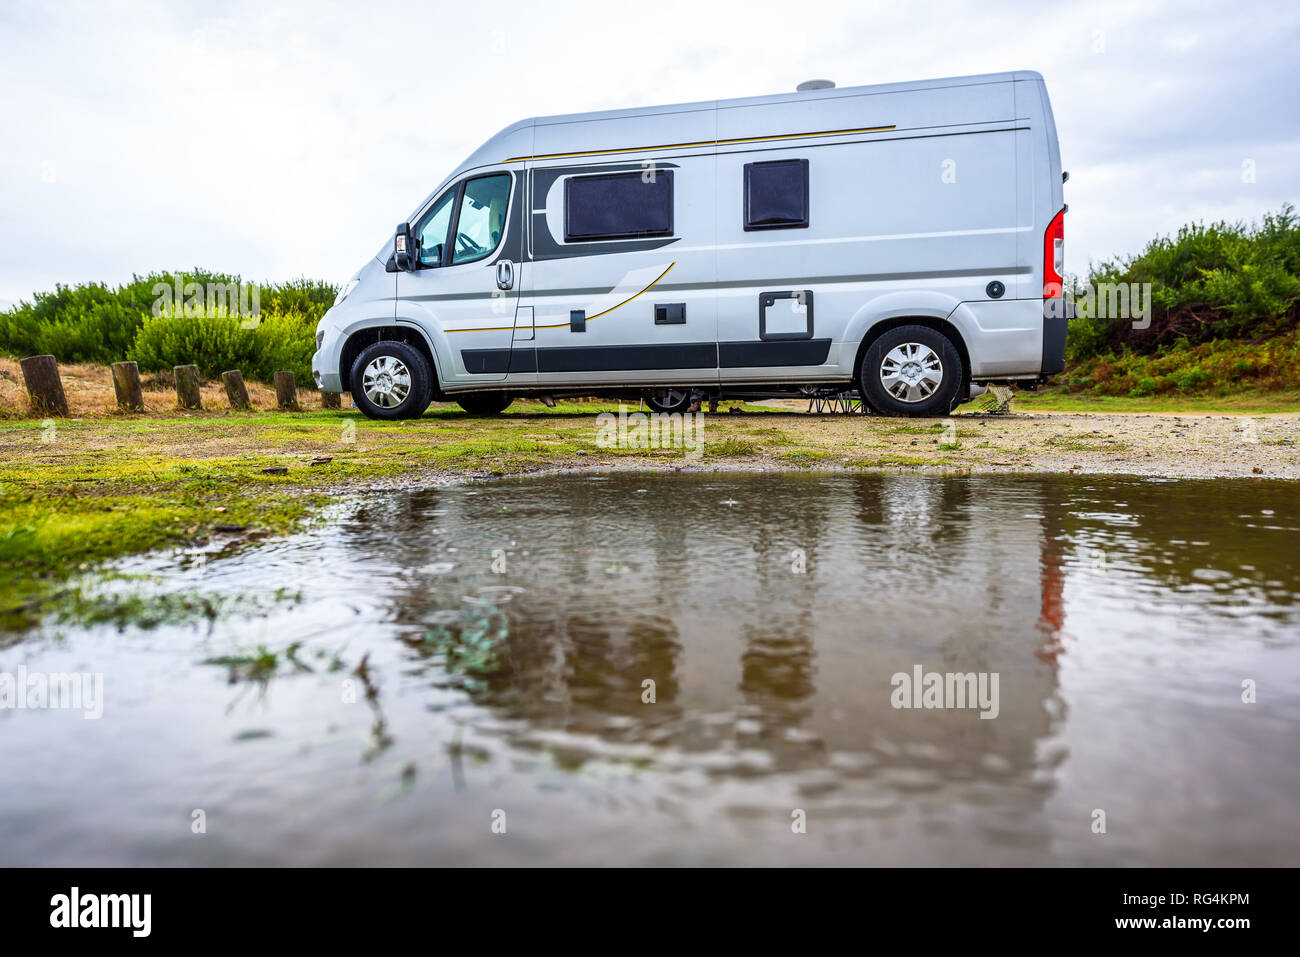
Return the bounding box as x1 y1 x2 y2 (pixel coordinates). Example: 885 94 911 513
456 392 513 416
859 325 964 418
349 341 433 420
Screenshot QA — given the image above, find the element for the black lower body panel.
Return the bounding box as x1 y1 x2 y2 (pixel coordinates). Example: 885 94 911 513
460 339 832 375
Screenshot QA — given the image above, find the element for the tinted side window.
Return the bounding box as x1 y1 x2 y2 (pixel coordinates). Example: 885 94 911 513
744 159 809 231
564 170 674 242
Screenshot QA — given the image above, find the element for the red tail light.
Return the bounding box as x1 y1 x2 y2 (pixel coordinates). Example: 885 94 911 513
1043 208 1065 298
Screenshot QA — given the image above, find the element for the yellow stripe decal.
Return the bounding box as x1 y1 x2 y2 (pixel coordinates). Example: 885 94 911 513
504 125 896 163
447 261 676 334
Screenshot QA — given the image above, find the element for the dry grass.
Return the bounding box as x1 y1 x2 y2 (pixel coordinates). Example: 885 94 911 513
0 356 336 418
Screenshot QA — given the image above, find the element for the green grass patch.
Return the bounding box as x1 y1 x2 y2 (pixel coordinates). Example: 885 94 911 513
777 448 833 465
703 438 759 458
204 644 282 682
741 426 796 446
1007 389 1300 414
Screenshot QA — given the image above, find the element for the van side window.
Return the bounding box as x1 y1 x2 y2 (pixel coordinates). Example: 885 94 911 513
416 189 456 267
452 174 511 265
564 170 674 242
744 158 809 231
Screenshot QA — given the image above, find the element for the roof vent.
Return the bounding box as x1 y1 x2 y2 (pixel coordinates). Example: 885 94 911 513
796 79 835 92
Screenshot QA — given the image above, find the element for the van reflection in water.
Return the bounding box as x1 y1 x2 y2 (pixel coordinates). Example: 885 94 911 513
2 473 1296 866
349 474 1077 862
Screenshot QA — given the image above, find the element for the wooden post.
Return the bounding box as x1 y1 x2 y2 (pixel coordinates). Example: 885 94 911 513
274 371 299 410
174 364 202 410
221 370 250 411
111 361 143 412
19 355 68 417
320 390 341 410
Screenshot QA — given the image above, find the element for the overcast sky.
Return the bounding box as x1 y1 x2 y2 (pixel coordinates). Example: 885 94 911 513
1 0 1296 308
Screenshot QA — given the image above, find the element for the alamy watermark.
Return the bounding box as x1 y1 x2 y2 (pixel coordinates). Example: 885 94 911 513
890 664 999 719
596 405 704 461
50 887 150 937
152 279 261 328
1057 281 1153 329
0 666 103 719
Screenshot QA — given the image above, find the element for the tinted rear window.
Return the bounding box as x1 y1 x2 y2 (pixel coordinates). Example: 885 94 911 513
744 159 809 230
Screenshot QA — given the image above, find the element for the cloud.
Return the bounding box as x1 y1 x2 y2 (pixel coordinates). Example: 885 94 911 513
0 0 1296 303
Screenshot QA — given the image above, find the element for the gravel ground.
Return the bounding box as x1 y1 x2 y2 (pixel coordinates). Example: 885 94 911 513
953 411 1299 478
885 410 1299 479
326 410 1300 488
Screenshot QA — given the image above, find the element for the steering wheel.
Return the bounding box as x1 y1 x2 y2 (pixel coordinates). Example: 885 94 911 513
456 233 484 257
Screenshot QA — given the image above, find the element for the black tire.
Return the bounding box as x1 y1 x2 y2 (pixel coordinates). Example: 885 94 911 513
859 324 964 417
643 388 694 414
456 391 513 416
349 340 433 420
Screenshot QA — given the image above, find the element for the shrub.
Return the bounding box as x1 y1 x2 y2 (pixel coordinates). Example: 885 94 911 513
1058 327 1300 396
0 270 334 383
0 282 147 363
1068 204 1300 364
258 277 336 319
132 308 315 384
1173 367 1210 392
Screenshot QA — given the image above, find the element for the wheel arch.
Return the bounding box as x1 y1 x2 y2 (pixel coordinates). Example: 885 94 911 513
852 315 971 396
340 324 441 398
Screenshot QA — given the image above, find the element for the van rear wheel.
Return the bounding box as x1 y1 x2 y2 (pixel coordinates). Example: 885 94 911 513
349 341 433 420
456 392 513 416
860 325 964 418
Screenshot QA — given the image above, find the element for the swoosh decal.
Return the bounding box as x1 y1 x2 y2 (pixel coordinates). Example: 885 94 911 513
447 262 675 334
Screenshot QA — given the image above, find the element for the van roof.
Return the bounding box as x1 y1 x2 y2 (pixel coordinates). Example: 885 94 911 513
414 70 1043 224
529 70 1042 127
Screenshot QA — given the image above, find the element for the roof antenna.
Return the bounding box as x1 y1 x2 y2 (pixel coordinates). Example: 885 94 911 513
796 79 835 92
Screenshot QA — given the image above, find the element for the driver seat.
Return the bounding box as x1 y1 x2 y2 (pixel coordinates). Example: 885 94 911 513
488 194 505 248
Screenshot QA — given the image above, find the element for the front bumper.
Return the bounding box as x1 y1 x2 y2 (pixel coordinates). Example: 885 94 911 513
311 360 344 394
311 323 345 394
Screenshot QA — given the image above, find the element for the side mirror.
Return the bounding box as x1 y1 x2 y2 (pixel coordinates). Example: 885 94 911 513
394 223 414 271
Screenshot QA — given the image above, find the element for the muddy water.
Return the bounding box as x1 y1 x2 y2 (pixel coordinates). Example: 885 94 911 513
1 473 1297 866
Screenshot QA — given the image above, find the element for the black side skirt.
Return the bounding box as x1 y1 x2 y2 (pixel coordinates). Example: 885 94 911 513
460 339 832 375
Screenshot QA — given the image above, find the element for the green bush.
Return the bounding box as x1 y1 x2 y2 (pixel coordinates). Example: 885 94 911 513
0 270 335 384
1069 204 1300 363
257 277 337 318
1173 367 1210 393
132 308 316 384
0 279 158 363
1059 328 1300 397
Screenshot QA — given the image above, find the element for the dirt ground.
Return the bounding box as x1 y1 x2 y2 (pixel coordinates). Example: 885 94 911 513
1 358 1297 479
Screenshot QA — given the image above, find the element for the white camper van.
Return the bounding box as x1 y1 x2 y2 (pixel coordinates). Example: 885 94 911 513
312 70 1067 419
